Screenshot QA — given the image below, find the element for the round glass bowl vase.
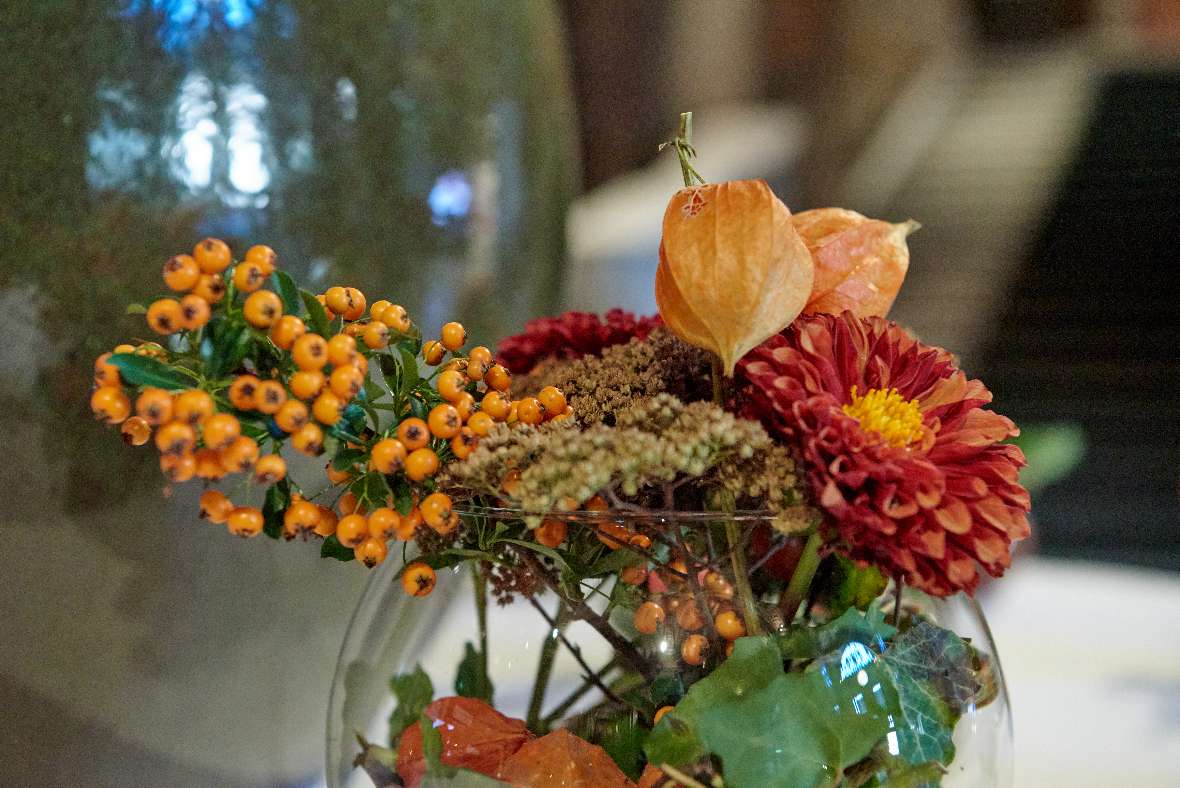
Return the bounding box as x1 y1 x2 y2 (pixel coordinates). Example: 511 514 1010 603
326 509 1013 787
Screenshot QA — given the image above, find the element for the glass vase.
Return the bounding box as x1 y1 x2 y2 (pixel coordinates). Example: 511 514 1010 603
327 509 1013 787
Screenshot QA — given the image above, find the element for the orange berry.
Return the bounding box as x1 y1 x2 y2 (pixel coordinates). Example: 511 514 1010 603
427 404 461 439
596 521 631 550
227 506 264 538
355 537 388 567
283 500 320 539
311 505 337 537
584 495 609 512
654 706 674 725
325 461 353 485
203 413 242 451
274 399 308 433
228 375 260 411
323 286 351 316
675 601 706 632
194 448 226 479
337 491 361 516
420 492 453 531
467 411 495 437
436 370 467 402
634 602 665 635
135 387 173 426
681 634 709 666
714 610 746 641
484 364 510 393
505 400 519 425
450 427 478 460
312 391 344 425
194 237 231 273
326 333 357 367
620 565 647 586
369 299 392 322
292 334 328 371
538 386 567 416
381 304 411 333
243 290 282 328
466 346 492 381
245 244 277 274
367 507 401 541
146 298 183 335
395 508 421 540
159 451 196 482
316 293 335 320
329 364 365 401
336 513 368 548
179 294 211 330
353 354 369 376
535 519 566 548
120 416 151 446
289 370 325 401
254 380 287 414
396 418 430 451
269 315 306 350
199 490 234 524
163 253 201 291
453 391 475 422
362 321 389 349
173 390 213 425
516 397 544 426
629 533 653 550
192 272 227 303
343 321 365 338
232 261 267 293
342 287 366 321
94 352 121 387
113 343 136 354
292 422 324 455
481 391 511 421
405 448 439 481
501 470 522 497
440 321 466 351
155 420 196 454
422 340 445 366
254 454 286 483
370 438 408 474
402 563 436 596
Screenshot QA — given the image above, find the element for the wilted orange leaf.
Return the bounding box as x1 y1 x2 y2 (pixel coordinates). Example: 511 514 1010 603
792 207 918 318
497 728 636 787
396 696 532 787
656 180 814 376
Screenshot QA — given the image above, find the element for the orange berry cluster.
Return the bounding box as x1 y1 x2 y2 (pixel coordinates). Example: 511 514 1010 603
631 567 745 667
90 238 567 594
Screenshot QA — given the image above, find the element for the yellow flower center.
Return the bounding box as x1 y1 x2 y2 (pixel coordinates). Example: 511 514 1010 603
842 386 924 448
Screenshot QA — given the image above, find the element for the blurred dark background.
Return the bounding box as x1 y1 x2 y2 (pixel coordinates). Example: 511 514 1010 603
1 1 1177 786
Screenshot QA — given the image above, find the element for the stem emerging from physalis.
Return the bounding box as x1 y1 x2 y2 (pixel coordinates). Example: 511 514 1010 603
780 530 823 623
661 111 706 187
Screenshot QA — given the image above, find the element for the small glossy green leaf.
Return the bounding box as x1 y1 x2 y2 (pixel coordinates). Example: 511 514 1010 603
262 479 290 540
587 547 643 577
498 538 568 570
320 534 355 562
778 605 896 660
301 290 331 337
390 481 414 516
124 303 147 315
332 447 366 472
389 665 434 743
270 270 301 316
207 321 252 378
108 353 190 390
454 641 494 703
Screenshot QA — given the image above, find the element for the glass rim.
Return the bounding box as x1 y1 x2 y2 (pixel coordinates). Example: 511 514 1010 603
455 504 780 523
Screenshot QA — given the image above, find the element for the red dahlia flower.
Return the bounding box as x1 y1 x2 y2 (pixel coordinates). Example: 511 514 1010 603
496 309 662 374
738 312 1030 596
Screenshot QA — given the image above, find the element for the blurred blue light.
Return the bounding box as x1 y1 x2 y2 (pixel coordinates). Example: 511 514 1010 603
428 171 473 227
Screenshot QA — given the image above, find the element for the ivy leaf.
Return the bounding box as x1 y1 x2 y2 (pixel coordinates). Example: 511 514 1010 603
270 270 301 316
822 556 888 618
261 479 290 540
454 641 494 703
805 643 901 769
107 353 190 390
778 604 896 660
389 665 434 743
320 534 355 562
880 621 979 766
300 290 332 337
844 743 945 788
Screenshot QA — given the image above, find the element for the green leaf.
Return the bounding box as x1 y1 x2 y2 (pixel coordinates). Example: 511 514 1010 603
124 303 147 315
390 481 414 516
419 770 506 787
806 643 901 769
207 321 252 378
108 353 190 390
596 712 648 780
880 621 979 766
778 605 896 660
420 710 446 772
454 641 494 703
498 538 568 570
586 547 643 577
844 744 945 788
399 347 421 394
300 290 332 337
389 665 434 743
262 479 290 540
822 556 889 618
320 534 355 562
331 447 366 472
270 270 301 316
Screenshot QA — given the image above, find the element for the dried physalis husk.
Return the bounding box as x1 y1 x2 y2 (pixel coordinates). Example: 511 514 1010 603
792 207 919 318
655 180 814 376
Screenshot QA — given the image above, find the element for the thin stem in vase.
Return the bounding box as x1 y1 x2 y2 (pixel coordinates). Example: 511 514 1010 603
779 529 823 623
526 601 570 731
526 595 631 711
541 656 619 725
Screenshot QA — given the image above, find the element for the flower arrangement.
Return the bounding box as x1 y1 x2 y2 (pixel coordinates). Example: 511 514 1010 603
87 114 1029 787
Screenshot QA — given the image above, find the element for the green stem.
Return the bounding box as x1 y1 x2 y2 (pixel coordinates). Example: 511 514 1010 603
780 531 823 622
540 656 619 725
726 519 764 636
472 563 488 683
526 601 569 731
664 111 706 187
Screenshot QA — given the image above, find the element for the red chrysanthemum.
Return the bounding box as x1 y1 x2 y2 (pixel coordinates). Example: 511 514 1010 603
738 312 1030 596
496 309 662 374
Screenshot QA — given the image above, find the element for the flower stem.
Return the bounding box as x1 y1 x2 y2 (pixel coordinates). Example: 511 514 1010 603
472 563 488 669
662 111 706 187
892 574 904 627
541 656 619 725
780 530 823 623
726 519 764 636
526 601 569 731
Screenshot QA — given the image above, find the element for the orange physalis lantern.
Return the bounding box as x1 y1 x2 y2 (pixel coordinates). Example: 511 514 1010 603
655 179 814 376
791 207 919 319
